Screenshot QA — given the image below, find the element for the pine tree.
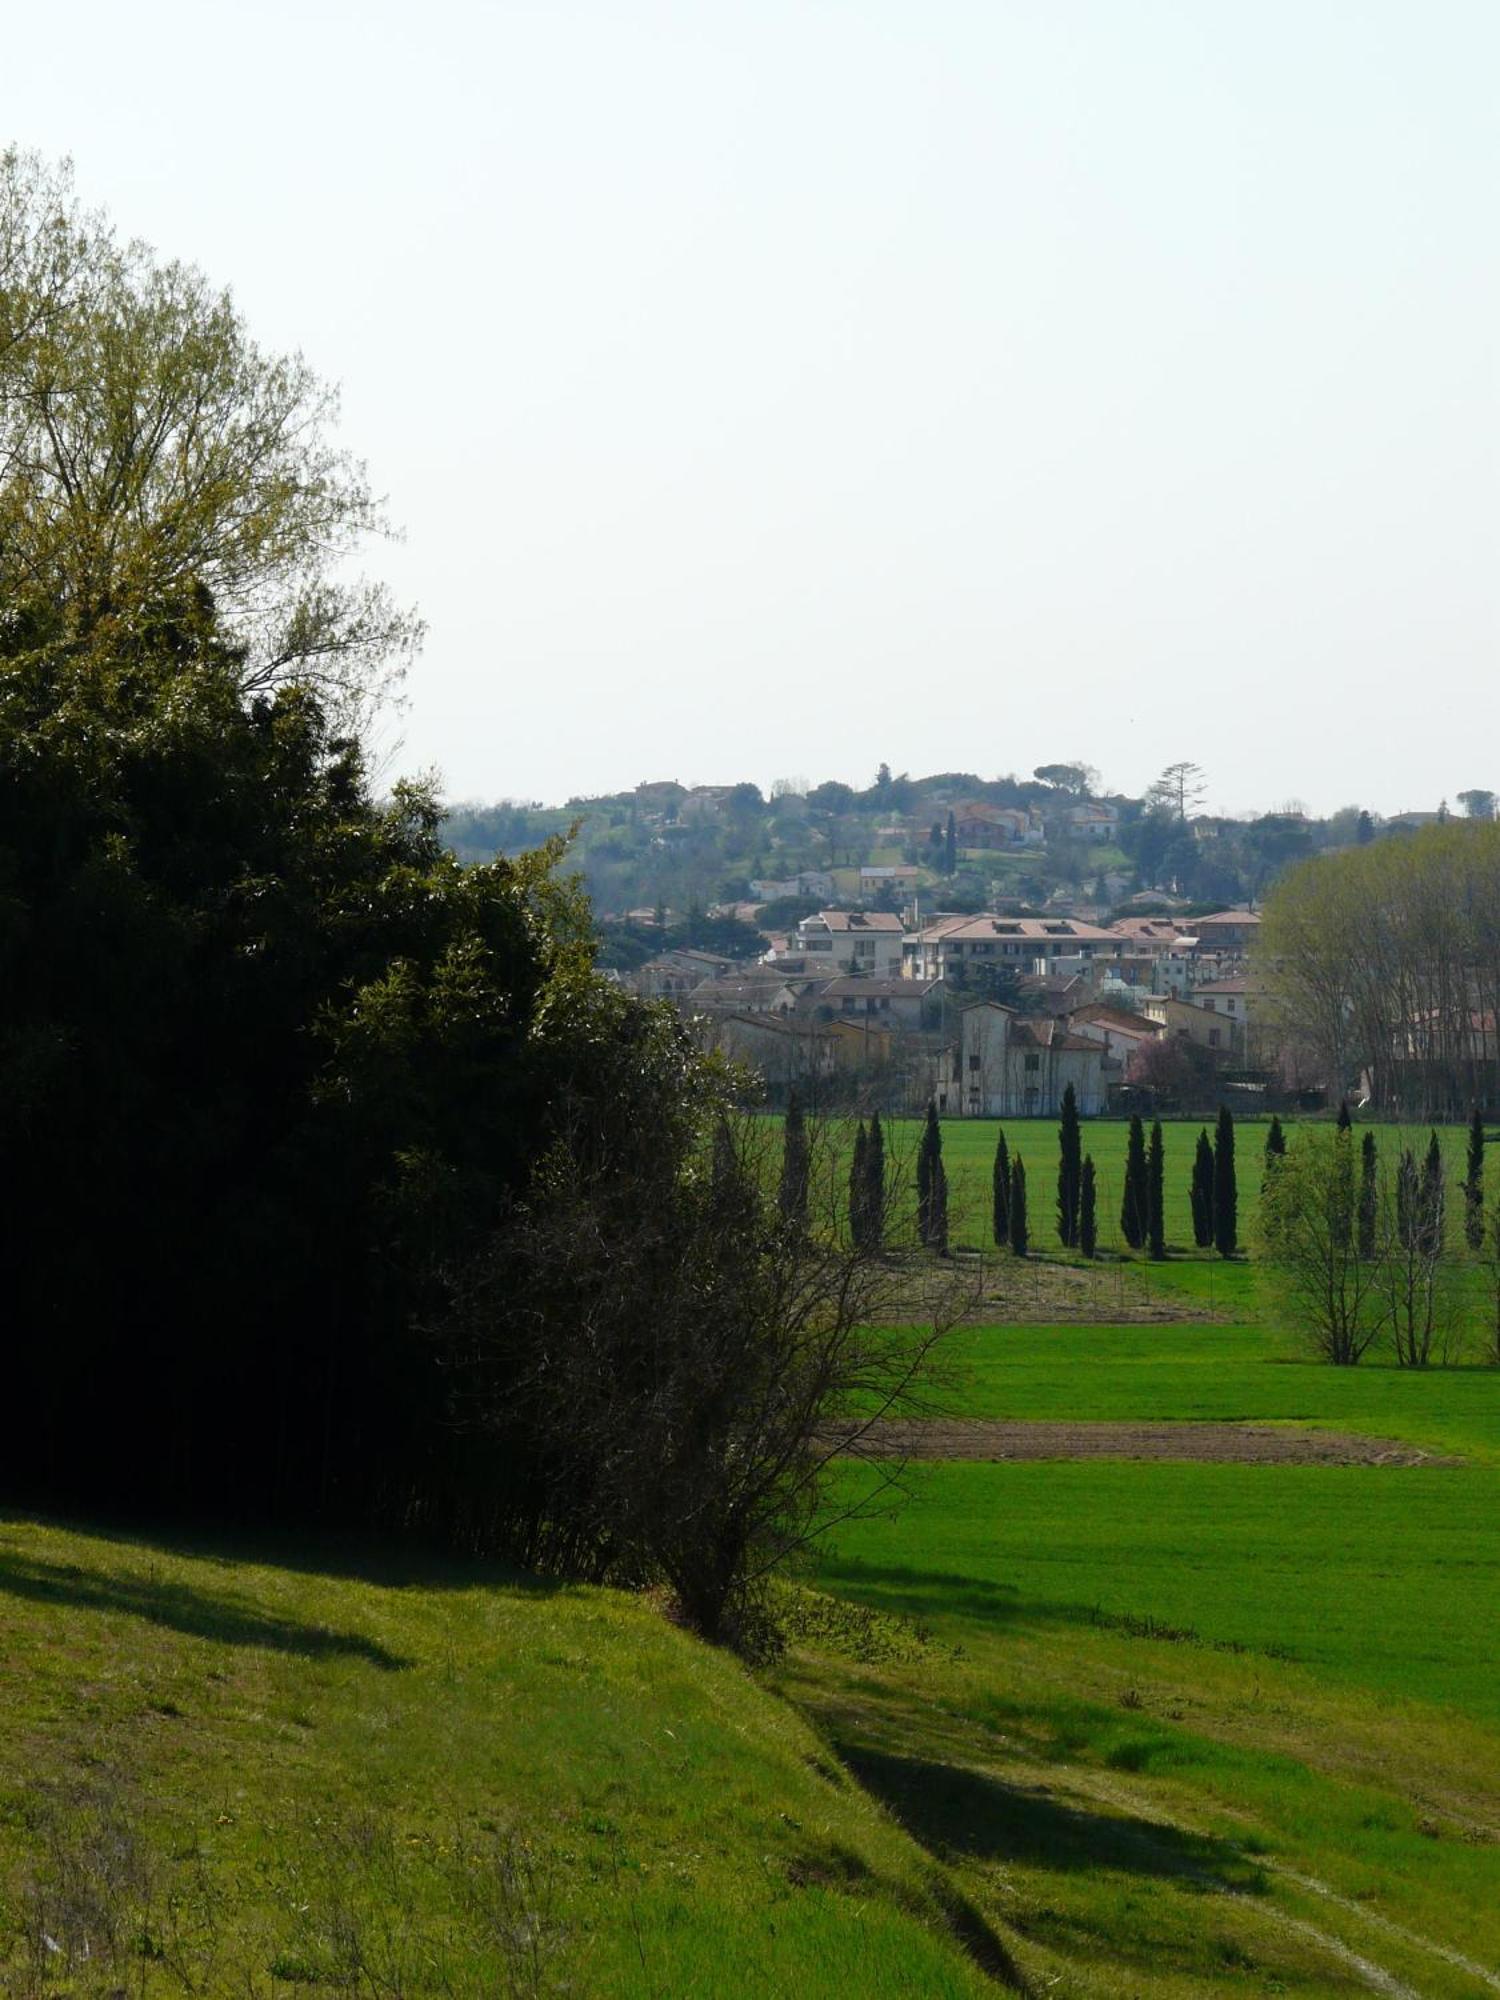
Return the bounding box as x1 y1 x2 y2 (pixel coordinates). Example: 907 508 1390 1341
1120 1113 1147 1250
917 1101 940 1246
944 810 957 875
1464 1107 1486 1251
1190 1127 1215 1248
1008 1154 1028 1257
850 1121 869 1250
1147 1119 1167 1259
1079 1154 1098 1258
1056 1082 1082 1248
992 1127 1011 1248
1213 1106 1237 1257
1336 1098 1352 1133
866 1111 887 1252
1358 1130 1378 1258
778 1090 810 1236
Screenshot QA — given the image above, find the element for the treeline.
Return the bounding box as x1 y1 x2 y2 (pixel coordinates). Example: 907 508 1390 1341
1263 820 1500 1116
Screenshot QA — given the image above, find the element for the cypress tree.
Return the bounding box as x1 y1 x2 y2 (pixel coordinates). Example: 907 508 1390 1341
1358 1129 1378 1258
1190 1128 1215 1248
1465 1107 1486 1251
778 1090 810 1236
850 1121 869 1250
1147 1118 1166 1259
1263 1114 1286 1184
1008 1154 1028 1257
1396 1144 1418 1251
944 809 957 875
930 1133 949 1256
1213 1105 1237 1257
917 1101 939 1246
1421 1128 1445 1258
866 1110 887 1252
1331 1120 1354 1251
1120 1113 1147 1250
1056 1082 1082 1248
1079 1154 1098 1258
992 1127 1011 1248
1336 1098 1352 1133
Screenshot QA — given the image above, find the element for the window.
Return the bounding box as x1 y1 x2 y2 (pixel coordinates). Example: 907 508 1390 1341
1209 1028 1221 1048
1024 1053 1040 1072
968 1055 981 1072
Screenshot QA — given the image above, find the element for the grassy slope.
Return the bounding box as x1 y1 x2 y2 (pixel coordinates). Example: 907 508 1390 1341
0 1515 997 1998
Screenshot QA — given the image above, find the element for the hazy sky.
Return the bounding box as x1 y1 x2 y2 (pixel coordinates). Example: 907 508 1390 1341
8 2 1496 815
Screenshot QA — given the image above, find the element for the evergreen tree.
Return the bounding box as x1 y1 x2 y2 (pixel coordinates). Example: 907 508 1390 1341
1331 1120 1354 1252
992 1127 1011 1248
930 1134 949 1256
866 1110 887 1252
1421 1129 1445 1257
1396 1144 1418 1251
944 809 957 875
1262 1114 1286 1189
1120 1113 1147 1250
778 1091 810 1236
1358 1130 1378 1258
1056 1082 1082 1248
1213 1106 1238 1257
1079 1154 1098 1258
917 1101 940 1246
1008 1154 1028 1257
1465 1107 1486 1251
1190 1128 1215 1247
1336 1098 1352 1133
1147 1118 1167 1259
850 1121 869 1250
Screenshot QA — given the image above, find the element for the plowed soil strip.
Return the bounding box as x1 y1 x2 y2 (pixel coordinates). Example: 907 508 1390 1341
845 1420 1460 1467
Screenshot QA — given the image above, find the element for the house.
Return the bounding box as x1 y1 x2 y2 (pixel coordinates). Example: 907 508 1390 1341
1064 803 1120 843
949 1002 1106 1117
749 871 835 901
905 915 1127 981
1141 994 1244 1059
634 949 737 999
700 1011 838 1087
777 909 907 977
808 976 943 1034
684 975 799 1016
952 803 1045 850
1189 909 1261 954
1068 1000 1166 1069
858 864 922 892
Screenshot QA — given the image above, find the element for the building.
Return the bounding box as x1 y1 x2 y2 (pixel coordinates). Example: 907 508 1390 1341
948 1002 1106 1116
1063 803 1121 842
779 909 907 977
807 976 943 1034
905 915 1127 982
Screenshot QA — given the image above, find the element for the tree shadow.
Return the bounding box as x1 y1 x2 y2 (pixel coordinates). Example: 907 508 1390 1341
839 1742 1265 1895
0 1549 411 1669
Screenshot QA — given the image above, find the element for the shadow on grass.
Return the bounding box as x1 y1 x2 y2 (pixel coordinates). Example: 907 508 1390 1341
841 1742 1265 1895
0 1550 411 1669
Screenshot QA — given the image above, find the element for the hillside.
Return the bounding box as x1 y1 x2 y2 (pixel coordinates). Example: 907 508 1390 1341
0 1515 998 1997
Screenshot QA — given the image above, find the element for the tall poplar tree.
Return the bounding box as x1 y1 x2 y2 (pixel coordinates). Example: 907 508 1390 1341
992 1126 1011 1247
1079 1155 1098 1258
1008 1154 1029 1258
1056 1083 1082 1248
1464 1107 1486 1251
1190 1128 1215 1247
1213 1105 1238 1257
1120 1113 1148 1250
1147 1119 1167 1259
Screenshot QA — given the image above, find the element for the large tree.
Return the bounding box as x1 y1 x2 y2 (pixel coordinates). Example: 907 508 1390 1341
1056 1083 1082 1248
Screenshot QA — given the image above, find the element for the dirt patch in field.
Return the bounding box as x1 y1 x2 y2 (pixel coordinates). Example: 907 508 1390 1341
869 1255 1234 1326
845 1420 1460 1467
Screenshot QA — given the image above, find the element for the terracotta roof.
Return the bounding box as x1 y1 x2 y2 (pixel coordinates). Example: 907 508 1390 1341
1071 1002 1163 1035
913 916 1119 944
809 910 906 933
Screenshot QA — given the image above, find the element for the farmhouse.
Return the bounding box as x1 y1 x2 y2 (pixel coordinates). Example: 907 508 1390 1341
948 1001 1106 1117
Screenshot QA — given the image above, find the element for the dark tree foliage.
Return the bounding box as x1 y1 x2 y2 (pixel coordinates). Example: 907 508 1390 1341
1336 1099 1352 1133
1120 1114 1148 1251
1008 1155 1029 1257
917 1101 945 1249
1147 1119 1167 1260
944 809 957 875
1465 1108 1486 1251
1263 1115 1287 1185
778 1091 810 1236
850 1122 870 1249
1056 1084 1082 1249
992 1127 1011 1247
1358 1130 1379 1259
1190 1128 1215 1248
1079 1155 1098 1259
1422 1130 1446 1257
1213 1106 1238 1257
0 603 601 1536
866 1110 887 1253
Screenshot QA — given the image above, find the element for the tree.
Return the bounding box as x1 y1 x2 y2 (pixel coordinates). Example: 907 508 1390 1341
1336 1098 1352 1133
1259 1129 1390 1365
1213 1106 1238 1257
1056 1083 1082 1248
850 1121 870 1249
1355 810 1375 844
1458 790 1496 821
1033 762 1099 796
866 1111 887 1252
1008 1155 1029 1257
992 1127 1011 1247
1386 1140 1446 1367
1190 1128 1215 1248
1079 1155 1098 1258
1464 1108 1486 1251
1145 761 1207 822
778 1091 810 1236
1147 1119 1167 1260
1120 1114 1148 1250
917 1102 942 1248
944 810 957 875
1358 1130 1379 1259
0 150 416 728
1262 1115 1287 1194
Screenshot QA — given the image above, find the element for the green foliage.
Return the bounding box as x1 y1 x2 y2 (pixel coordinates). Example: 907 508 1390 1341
1465 1107 1486 1251
1120 1114 1147 1250
1078 1154 1097 1258
1147 1119 1166 1259
1008 1155 1029 1258
1056 1083 1082 1248
1213 1107 1238 1257
778 1090 810 1235
991 1126 1011 1248
1191 1128 1215 1247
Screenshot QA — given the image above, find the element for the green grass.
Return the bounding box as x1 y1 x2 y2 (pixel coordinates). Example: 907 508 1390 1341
938 1319 1500 1459
0 1514 997 1997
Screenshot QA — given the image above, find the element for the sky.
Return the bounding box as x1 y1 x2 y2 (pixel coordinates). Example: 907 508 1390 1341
6 2 1496 817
